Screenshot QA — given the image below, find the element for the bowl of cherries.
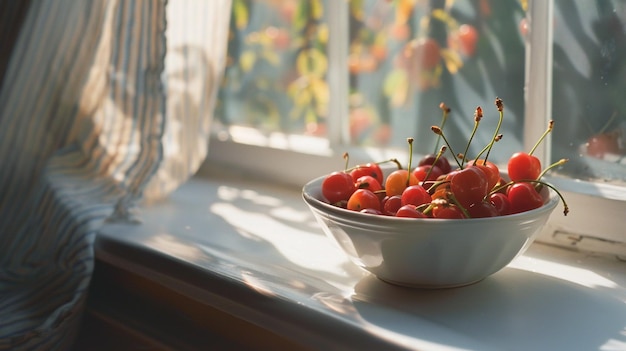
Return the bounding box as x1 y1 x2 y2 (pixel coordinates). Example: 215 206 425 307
302 99 569 288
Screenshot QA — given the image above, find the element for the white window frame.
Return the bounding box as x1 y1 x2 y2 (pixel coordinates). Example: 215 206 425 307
203 0 626 258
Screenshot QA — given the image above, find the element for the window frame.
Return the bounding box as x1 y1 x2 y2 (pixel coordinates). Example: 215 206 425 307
203 0 626 257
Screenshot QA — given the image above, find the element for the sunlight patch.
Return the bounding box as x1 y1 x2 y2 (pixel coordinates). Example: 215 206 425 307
210 202 350 273
510 255 618 289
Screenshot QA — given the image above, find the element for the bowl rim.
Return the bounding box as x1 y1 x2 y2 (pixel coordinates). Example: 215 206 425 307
302 172 561 224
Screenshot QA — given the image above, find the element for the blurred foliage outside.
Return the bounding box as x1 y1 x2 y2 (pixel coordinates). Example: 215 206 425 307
215 0 528 161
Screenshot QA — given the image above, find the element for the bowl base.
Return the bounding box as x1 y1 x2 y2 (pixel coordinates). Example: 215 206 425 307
377 276 485 289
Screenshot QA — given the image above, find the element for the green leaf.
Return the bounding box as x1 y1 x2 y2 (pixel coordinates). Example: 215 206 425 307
296 49 328 78
350 0 365 21
293 2 308 32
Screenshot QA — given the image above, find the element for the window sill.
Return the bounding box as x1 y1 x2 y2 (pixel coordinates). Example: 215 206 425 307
93 165 626 351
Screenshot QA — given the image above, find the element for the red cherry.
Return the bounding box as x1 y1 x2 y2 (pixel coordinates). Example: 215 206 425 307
350 163 384 183
347 189 381 212
467 201 499 218
322 172 357 204
449 167 489 208
586 133 621 159
507 182 544 214
507 152 541 182
493 177 510 194
466 159 500 190
415 38 441 70
418 154 452 174
448 24 478 57
401 185 432 207
266 26 290 50
400 38 441 72
458 24 478 56
519 18 529 38
355 175 382 192
396 205 428 218
412 165 444 183
381 195 403 216
489 192 512 216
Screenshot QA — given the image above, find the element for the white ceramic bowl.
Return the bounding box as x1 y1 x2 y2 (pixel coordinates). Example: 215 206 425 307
302 172 559 288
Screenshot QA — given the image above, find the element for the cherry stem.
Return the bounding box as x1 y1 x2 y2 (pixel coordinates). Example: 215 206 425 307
434 102 451 154
417 202 433 215
461 106 483 168
431 126 463 169
345 158 403 174
473 134 503 163
343 152 350 172
426 179 450 194
529 120 554 156
389 158 403 169
483 99 504 163
423 145 447 185
536 158 569 180
446 193 472 218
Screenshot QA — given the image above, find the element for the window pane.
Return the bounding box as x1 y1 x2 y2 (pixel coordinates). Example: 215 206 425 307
215 0 330 137
347 0 527 162
215 0 528 165
552 0 626 185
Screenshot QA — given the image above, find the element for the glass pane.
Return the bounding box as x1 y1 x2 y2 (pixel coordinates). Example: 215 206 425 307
215 0 330 137
347 0 527 163
215 0 528 166
552 0 626 185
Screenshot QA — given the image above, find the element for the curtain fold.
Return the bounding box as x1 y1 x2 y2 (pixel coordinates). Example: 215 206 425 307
0 1 232 349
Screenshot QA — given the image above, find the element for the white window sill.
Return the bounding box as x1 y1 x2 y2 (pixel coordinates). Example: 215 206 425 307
95 165 626 351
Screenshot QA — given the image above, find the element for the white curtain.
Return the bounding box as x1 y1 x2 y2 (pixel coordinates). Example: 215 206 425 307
0 0 232 349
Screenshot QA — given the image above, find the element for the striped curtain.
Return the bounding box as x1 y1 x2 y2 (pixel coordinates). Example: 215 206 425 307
0 1 231 349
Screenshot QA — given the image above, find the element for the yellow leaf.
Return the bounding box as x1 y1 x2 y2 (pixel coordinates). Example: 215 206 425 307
520 0 528 12
240 50 257 73
310 78 329 105
317 23 329 45
440 48 463 74
234 0 249 30
430 9 457 28
311 0 324 20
